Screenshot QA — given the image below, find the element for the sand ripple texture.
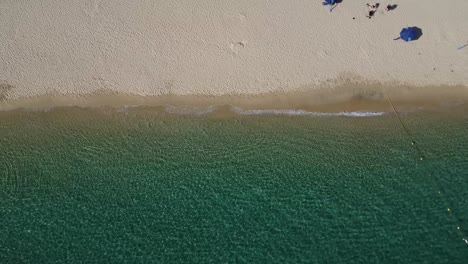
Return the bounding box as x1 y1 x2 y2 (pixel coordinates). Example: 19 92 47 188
1 0 468 99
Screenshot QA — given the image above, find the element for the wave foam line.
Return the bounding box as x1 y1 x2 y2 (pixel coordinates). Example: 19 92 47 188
231 107 385 117
165 105 217 115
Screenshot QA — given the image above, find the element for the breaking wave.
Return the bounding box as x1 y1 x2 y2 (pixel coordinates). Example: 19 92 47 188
160 105 385 117
230 106 385 117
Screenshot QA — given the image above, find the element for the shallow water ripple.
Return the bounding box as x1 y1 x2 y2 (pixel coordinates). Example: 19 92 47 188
0 109 467 262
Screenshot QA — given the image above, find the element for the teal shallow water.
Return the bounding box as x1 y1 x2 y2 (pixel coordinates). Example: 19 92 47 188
1 108 467 263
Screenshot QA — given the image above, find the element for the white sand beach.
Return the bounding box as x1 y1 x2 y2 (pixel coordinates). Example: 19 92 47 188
1 0 468 105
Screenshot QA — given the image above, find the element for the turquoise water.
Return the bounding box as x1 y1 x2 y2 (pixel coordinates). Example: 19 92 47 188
1 108 467 263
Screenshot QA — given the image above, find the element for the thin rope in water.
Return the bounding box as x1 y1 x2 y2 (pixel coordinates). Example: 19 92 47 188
385 96 424 158
385 93 468 244
361 47 467 244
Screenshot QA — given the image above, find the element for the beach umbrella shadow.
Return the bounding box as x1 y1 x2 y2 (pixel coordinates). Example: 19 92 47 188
410 27 423 40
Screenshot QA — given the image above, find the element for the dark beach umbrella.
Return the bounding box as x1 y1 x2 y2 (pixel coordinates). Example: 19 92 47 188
322 0 336 5
322 0 336 12
399 27 423 42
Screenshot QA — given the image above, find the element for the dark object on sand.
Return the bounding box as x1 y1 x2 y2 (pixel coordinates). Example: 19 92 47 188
322 0 337 12
386 4 398 11
457 43 468 50
395 27 423 42
366 2 380 18
366 10 376 19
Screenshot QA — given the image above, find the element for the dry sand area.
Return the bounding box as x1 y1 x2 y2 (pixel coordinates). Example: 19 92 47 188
1 0 468 109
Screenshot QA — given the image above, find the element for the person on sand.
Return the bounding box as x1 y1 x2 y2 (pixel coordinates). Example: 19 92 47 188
366 10 376 19
386 4 396 11
367 3 380 9
366 3 379 18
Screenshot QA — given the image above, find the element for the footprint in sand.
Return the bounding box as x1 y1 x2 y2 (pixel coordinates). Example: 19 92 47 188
230 41 247 56
0 81 14 102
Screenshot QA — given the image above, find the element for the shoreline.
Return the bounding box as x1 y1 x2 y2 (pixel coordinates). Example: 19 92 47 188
1 83 467 114
1 1 468 102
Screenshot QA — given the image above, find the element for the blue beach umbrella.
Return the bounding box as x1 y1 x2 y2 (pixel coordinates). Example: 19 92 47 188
322 0 336 12
399 27 422 42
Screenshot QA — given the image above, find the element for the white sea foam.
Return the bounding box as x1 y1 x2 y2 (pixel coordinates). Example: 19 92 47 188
230 106 385 117
161 105 385 117
164 105 217 115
